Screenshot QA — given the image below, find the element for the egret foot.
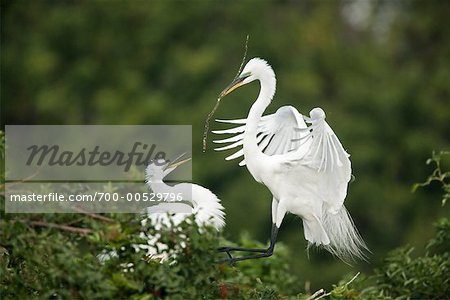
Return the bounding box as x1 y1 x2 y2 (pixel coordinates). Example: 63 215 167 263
217 248 274 265
217 224 279 265
217 246 268 253
216 246 270 265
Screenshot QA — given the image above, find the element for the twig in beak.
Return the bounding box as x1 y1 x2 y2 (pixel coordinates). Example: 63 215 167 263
202 35 249 152
202 98 222 152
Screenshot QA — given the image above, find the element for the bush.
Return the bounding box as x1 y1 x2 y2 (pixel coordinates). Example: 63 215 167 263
1 130 448 299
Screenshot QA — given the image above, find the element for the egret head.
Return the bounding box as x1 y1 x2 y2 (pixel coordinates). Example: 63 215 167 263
220 58 275 98
309 107 326 120
145 154 191 182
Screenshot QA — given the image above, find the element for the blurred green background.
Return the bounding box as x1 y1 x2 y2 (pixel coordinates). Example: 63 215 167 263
2 0 449 289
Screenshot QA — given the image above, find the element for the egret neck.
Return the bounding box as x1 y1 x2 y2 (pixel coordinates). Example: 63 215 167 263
243 66 276 180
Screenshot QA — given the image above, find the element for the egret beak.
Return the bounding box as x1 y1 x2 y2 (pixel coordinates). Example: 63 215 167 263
167 157 191 169
163 153 192 172
220 73 250 98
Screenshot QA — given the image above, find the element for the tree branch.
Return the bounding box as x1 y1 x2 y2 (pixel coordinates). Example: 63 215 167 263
29 220 92 235
70 206 116 223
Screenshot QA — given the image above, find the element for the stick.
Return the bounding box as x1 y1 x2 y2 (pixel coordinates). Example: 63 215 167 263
307 289 324 300
202 35 249 152
202 99 222 152
308 272 360 300
70 206 116 223
29 220 93 235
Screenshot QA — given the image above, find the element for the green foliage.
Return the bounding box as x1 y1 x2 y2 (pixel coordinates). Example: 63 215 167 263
213 233 299 299
371 219 449 299
304 218 450 300
0 210 299 299
0 131 4 159
301 152 450 300
0 132 449 299
3 3 449 287
357 151 450 299
2 0 450 295
412 151 450 206
349 152 450 300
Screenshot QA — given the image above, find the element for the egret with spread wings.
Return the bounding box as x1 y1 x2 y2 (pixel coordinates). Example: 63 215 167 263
214 58 367 264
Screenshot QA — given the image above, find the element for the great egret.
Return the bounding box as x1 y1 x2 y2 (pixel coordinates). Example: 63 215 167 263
140 155 225 262
99 156 225 265
213 58 367 264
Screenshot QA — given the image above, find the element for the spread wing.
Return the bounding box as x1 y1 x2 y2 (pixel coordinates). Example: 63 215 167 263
294 108 352 213
213 105 351 213
212 106 310 166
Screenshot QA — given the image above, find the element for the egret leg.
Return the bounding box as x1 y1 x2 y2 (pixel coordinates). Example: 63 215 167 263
217 247 268 253
217 224 279 265
217 224 277 253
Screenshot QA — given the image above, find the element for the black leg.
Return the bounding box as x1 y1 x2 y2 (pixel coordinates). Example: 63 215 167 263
217 224 277 253
217 224 279 265
219 251 272 264
217 246 267 253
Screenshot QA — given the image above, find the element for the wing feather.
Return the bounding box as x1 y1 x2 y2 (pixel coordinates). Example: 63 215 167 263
213 134 243 144
212 125 245 134
214 140 243 151
225 149 243 161
213 105 352 214
298 108 351 213
213 106 310 166
215 118 246 124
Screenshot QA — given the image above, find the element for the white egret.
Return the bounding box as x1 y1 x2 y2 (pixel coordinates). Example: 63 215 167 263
214 58 367 264
99 156 225 265
140 155 225 262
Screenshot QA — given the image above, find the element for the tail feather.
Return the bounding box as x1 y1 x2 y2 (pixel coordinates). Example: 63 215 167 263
321 206 368 262
303 216 330 246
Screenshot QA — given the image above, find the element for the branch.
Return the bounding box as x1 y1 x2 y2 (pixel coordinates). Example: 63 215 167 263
70 206 116 223
29 220 92 235
307 289 325 300
308 272 361 300
1 170 40 190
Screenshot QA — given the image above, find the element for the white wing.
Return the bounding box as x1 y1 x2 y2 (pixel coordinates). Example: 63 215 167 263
213 106 310 166
144 184 225 231
213 105 351 213
191 184 226 230
295 108 352 213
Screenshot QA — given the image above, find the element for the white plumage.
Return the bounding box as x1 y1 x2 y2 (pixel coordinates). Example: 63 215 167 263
98 156 225 265
140 156 225 262
214 58 367 262
144 184 225 231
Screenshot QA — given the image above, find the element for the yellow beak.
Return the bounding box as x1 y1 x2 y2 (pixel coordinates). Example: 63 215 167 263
164 152 192 171
220 76 247 98
167 157 191 169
